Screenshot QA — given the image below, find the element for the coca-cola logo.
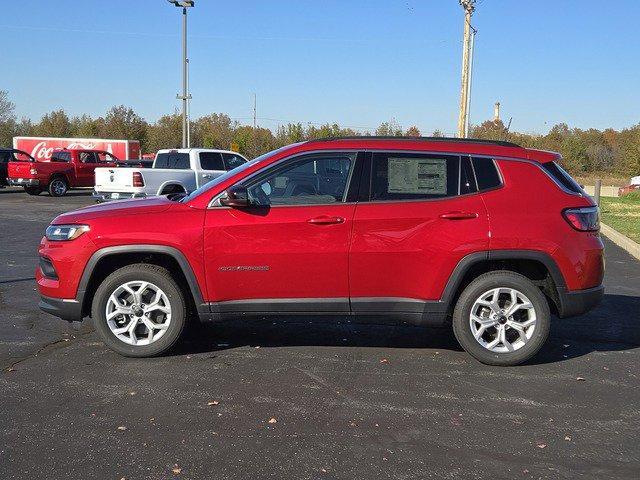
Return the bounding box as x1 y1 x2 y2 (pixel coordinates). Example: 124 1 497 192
30 141 102 160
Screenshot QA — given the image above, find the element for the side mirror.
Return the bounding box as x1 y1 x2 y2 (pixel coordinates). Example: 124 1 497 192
220 185 250 207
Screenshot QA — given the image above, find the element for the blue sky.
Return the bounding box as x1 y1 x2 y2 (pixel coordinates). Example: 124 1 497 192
2 0 639 135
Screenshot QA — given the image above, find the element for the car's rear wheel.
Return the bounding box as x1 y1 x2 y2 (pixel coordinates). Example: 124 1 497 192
452 271 550 366
48 177 68 197
24 186 42 195
91 264 186 357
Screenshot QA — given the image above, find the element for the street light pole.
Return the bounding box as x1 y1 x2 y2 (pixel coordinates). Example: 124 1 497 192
168 1 194 148
457 0 476 139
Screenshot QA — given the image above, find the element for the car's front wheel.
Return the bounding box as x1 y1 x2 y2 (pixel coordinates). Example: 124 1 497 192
91 264 186 357
452 271 550 366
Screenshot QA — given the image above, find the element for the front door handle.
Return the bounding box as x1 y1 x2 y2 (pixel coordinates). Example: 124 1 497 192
439 211 478 220
307 215 345 225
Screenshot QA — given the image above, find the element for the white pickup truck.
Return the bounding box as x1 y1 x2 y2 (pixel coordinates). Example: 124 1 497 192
93 148 247 202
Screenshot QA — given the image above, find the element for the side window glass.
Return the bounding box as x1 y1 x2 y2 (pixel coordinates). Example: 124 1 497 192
222 153 246 170
172 153 190 169
80 152 98 163
246 153 356 206
460 157 477 194
370 153 460 201
471 157 502 191
51 152 71 162
200 152 224 170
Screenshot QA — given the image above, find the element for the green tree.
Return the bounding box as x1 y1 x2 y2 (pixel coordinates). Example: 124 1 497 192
96 106 147 145
145 114 182 153
375 119 403 136
405 125 421 137
34 109 72 137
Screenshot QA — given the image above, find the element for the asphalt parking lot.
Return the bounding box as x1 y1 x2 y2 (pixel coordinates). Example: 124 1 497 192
1 186 639 480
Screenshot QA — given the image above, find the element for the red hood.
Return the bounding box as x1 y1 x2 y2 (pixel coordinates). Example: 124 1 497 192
53 197 174 224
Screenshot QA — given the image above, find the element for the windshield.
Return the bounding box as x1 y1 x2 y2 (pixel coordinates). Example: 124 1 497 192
180 145 298 203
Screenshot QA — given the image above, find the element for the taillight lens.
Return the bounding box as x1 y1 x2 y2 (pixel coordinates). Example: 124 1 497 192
133 172 144 187
563 206 599 231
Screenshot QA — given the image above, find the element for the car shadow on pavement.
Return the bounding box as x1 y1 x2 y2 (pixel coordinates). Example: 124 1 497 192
174 294 640 364
0 189 92 197
176 317 462 356
534 293 640 365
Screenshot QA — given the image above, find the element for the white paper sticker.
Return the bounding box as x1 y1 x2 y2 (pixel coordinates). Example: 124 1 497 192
388 158 447 195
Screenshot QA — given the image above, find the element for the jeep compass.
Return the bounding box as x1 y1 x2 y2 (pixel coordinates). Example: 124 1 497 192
37 138 604 366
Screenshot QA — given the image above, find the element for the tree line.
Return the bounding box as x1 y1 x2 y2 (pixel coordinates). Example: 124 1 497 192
1 91 638 178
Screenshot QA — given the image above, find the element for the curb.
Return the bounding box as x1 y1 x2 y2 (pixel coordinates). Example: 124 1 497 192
600 223 640 261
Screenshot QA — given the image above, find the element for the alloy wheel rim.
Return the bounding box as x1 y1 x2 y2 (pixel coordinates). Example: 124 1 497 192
105 281 171 346
52 180 66 195
469 287 536 353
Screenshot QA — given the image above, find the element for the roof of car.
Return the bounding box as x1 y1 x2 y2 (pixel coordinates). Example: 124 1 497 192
301 136 560 163
308 136 521 148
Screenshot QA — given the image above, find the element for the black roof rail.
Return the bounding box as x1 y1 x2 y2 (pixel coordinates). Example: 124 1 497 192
306 136 521 148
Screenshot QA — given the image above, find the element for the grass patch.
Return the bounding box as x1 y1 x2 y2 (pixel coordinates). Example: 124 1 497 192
600 192 640 243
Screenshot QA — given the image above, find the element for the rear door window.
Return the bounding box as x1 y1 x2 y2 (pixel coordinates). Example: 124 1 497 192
199 152 224 170
51 151 71 162
369 152 460 201
222 153 246 170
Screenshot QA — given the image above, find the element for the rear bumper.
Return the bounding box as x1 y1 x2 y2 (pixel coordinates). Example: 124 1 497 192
557 285 604 318
9 178 39 187
92 190 147 203
39 295 83 322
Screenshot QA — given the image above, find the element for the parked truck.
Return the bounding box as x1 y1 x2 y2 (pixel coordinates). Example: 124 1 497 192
93 148 247 202
8 148 121 196
13 136 141 162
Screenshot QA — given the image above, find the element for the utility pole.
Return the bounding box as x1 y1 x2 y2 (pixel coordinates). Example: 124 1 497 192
457 0 476 138
253 93 257 130
168 1 194 148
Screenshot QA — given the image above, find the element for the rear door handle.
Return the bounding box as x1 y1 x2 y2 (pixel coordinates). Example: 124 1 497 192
307 215 345 225
439 211 478 220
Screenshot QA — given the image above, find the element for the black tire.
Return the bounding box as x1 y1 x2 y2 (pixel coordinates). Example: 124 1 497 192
24 186 42 195
452 271 550 366
48 177 68 197
91 263 187 357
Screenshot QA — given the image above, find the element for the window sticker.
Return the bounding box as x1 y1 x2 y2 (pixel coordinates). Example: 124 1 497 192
388 157 447 195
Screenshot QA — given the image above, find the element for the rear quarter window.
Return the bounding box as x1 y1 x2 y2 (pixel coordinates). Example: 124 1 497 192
542 161 583 194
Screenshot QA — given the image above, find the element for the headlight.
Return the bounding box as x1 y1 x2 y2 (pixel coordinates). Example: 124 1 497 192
45 224 90 241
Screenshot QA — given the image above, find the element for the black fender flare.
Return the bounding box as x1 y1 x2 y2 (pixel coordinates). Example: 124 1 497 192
76 245 206 315
440 249 568 306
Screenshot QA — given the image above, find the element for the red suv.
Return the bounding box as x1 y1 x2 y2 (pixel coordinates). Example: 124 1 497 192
37 138 604 365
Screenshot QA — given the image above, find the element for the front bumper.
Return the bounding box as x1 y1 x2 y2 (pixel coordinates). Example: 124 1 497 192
92 190 147 203
557 285 604 318
39 295 83 322
9 178 40 187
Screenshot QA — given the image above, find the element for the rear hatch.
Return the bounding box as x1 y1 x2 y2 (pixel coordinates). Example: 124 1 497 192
94 167 140 193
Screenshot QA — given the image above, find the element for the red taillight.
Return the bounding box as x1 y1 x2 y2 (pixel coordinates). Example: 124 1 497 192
563 207 599 231
133 172 144 187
